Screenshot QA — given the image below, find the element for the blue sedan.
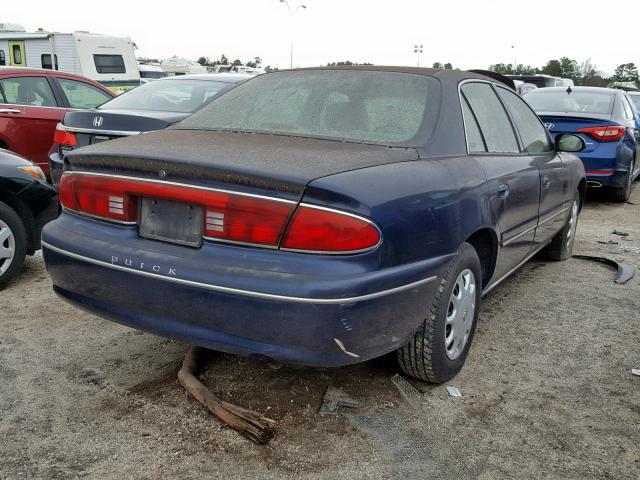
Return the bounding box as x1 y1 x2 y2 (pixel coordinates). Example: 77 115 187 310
42 67 586 382
525 86 640 202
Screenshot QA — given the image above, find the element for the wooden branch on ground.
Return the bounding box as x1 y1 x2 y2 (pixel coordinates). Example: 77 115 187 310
178 346 276 444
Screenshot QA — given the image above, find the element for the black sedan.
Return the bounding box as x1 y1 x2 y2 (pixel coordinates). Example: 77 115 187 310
43 67 586 382
49 73 253 187
0 149 58 288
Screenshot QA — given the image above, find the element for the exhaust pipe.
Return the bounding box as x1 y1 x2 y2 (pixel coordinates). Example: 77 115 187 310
586 180 602 188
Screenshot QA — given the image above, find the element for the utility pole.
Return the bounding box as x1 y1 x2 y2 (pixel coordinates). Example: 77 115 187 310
280 0 307 69
414 44 424 67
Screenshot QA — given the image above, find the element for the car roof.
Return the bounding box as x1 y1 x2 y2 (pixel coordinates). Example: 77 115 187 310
160 73 254 83
526 86 619 95
281 65 510 86
0 66 112 90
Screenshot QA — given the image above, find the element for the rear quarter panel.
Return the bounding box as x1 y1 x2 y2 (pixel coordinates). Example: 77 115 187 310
303 155 494 269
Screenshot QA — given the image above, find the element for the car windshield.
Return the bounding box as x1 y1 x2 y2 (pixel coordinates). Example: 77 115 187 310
525 90 615 115
99 79 232 113
174 70 439 145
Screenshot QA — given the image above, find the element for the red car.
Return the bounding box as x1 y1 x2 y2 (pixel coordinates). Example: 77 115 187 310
0 67 114 177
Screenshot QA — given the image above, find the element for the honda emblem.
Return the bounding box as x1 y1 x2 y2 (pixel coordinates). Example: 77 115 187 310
93 116 104 127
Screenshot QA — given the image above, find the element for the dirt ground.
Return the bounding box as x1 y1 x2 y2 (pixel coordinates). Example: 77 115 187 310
1 186 639 480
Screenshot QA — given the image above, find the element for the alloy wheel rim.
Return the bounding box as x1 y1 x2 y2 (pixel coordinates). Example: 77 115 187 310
566 200 579 249
445 269 476 360
0 219 16 275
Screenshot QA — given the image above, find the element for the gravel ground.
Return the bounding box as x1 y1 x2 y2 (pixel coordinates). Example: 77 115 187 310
1 186 639 480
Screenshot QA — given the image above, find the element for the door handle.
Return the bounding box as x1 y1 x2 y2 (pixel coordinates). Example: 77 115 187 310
542 175 552 189
497 183 510 198
0 108 21 114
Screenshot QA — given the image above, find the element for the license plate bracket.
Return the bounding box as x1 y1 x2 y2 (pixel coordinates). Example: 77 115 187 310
139 198 204 247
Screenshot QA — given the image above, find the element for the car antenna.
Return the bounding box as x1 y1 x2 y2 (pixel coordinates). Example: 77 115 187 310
566 86 573 94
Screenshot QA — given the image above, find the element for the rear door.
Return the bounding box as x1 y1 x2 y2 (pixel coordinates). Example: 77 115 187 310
461 82 541 280
496 86 570 245
0 74 67 174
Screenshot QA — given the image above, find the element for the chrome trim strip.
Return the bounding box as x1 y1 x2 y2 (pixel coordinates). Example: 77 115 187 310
62 207 138 226
57 123 141 137
202 236 279 250
501 207 569 247
502 223 537 247
64 171 298 204
538 207 569 226
482 241 549 296
41 241 437 304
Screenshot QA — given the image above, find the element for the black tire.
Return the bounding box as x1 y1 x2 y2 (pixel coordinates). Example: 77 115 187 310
543 191 580 261
0 201 28 290
397 242 482 383
610 159 634 202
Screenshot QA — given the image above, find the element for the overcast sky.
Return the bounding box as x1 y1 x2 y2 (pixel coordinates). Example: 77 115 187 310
4 0 639 74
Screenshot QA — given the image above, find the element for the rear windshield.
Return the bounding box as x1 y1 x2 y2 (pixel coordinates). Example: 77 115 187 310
524 90 614 115
174 70 440 146
100 79 232 113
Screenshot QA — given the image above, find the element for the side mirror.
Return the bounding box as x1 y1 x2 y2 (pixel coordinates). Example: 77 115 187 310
555 133 585 153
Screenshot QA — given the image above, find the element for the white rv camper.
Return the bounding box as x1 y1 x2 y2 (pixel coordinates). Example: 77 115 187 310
0 23 140 91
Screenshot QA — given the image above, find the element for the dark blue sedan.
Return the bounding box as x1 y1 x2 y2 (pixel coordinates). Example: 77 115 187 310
524 86 640 202
42 67 586 382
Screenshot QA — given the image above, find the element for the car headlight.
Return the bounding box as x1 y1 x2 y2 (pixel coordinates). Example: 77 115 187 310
18 165 46 182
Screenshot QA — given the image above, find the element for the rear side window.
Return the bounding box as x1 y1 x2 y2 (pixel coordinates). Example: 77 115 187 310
58 78 112 109
94 55 126 74
0 76 57 107
497 87 552 154
41 54 58 70
0 50 5 66
461 96 486 153
622 97 635 120
461 83 519 153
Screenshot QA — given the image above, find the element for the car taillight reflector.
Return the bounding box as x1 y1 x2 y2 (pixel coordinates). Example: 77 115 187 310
577 125 625 142
59 173 138 222
282 205 381 253
58 173 295 246
53 125 77 146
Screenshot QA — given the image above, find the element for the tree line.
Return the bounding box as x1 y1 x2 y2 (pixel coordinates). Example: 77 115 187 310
197 54 267 70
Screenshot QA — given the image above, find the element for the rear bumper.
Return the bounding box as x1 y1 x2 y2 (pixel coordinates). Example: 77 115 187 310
42 212 447 367
584 169 629 188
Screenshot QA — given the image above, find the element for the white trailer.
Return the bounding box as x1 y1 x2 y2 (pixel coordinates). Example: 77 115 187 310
0 23 140 91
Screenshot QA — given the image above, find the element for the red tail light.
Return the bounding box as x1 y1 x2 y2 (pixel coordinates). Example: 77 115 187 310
282 205 381 253
59 173 295 246
53 124 77 146
577 125 625 142
60 172 382 253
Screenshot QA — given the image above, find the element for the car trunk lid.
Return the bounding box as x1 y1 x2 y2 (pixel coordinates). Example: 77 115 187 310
538 113 618 153
64 129 419 197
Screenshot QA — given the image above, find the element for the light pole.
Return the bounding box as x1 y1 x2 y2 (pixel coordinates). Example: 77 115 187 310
414 44 423 67
280 0 307 69
511 44 517 73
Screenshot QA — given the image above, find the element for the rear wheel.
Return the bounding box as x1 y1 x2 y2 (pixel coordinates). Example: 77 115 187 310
610 159 635 202
0 201 27 289
397 243 482 383
543 192 580 261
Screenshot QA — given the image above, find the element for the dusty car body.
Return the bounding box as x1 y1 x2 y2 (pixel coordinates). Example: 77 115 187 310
42 67 586 382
